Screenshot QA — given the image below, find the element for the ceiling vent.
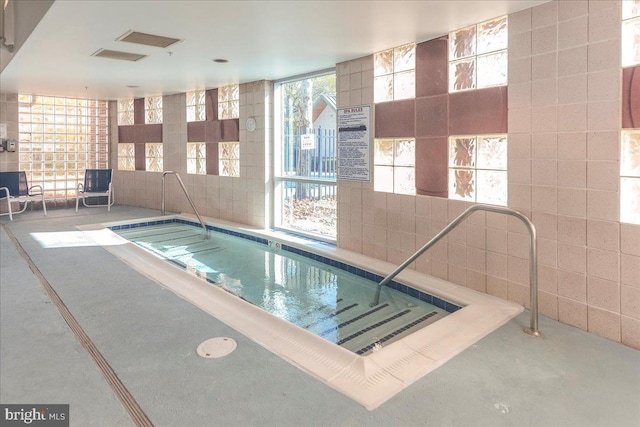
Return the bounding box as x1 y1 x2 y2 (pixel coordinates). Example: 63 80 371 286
91 49 147 62
117 31 181 48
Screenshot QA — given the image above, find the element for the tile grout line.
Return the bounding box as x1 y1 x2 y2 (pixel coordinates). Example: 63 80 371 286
2 224 153 427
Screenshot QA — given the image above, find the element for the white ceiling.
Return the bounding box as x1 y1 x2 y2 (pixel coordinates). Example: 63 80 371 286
0 0 547 101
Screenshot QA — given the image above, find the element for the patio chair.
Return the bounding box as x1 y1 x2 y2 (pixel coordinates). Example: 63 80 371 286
76 169 114 212
0 171 47 220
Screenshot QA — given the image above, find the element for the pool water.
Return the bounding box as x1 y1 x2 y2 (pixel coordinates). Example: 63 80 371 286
114 222 455 355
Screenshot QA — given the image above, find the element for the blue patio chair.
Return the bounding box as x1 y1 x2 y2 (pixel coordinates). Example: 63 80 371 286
76 169 114 212
0 171 47 220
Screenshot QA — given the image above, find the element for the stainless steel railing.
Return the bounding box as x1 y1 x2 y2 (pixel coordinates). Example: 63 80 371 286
161 171 208 238
371 204 540 337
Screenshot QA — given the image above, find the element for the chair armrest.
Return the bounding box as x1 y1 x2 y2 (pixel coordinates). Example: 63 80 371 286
28 185 44 196
77 182 84 192
0 186 11 199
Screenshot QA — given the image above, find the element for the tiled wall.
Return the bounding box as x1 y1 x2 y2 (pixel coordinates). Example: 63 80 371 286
336 0 639 350
110 80 272 228
0 93 19 172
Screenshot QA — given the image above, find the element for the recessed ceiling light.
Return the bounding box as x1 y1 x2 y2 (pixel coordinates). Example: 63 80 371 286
213 58 228 63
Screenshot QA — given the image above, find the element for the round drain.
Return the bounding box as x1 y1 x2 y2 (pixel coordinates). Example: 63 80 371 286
197 337 237 358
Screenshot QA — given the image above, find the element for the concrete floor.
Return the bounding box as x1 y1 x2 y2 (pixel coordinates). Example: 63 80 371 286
1 206 639 427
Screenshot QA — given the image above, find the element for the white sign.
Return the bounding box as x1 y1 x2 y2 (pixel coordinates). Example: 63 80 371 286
337 105 371 181
301 133 315 150
0 123 7 139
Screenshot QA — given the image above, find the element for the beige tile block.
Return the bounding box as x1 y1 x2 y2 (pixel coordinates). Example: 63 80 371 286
587 276 620 312
588 0 620 12
587 130 619 161
621 316 640 350
431 197 448 220
415 195 431 217
587 100 621 131
508 133 531 158
558 74 588 104
466 270 487 293
587 248 620 281
558 270 587 301
558 297 588 330
558 215 587 245
508 184 532 210
620 224 640 256
532 52 558 80
467 247 486 273
507 281 530 308
587 160 619 191
558 132 587 160
532 211 558 239
447 199 466 220
487 211 508 230
587 306 621 342
531 132 558 159
509 7 532 34
508 158 531 184
586 189 619 221
558 242 587 273
487 251 507 278
588 39 621 72
621 285 640 319
487 228 508 253
557 103 587 132
507 231 530 259
532 185 557 213
448 243 467 267
487 275 508 299
532 79 558 107
508 107 532 133
539 263 559 293
508 57 532 84
509 31 532 59
558 16 588 50
508 255 530 286
558 0 589 21
350 73 362 90
558 160 587 188
588 4 623 43
532 0 557 28
532 25 558 55
558 46 588 77
621 254 640 288
508 82 532 109
466 226 486 249
586 219 619 251
532 159 557 186
588 69 621 102
539 290 559 320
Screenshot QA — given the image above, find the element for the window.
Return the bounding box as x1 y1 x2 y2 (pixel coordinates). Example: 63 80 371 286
18 95 109 202
449 16 508 92
186 90 206 122
118 143 135 171
117 99 134 125
145 143 163 172
145 96 163 124
218 84 239 119
448 134 507 206
621 131 640 224
187 143 206 175
374 43 416 103
373 138 415 195
218 142 239 177
622 0 640 67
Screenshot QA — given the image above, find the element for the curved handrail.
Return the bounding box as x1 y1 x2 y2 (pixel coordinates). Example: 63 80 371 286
371 204 540 337
161 171 208 238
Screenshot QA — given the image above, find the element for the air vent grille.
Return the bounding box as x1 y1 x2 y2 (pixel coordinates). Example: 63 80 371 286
117 31 181 48
91 49 147 62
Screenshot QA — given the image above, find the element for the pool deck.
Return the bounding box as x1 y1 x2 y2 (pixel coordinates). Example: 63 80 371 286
1 206 639 427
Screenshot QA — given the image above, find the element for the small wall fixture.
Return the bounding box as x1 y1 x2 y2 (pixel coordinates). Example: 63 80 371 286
212 58 228 63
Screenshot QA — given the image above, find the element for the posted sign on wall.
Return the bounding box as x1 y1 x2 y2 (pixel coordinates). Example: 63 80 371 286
337 105 371 181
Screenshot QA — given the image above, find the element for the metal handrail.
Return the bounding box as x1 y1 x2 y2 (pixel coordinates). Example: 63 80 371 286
371 204 540 337
161 171 208 238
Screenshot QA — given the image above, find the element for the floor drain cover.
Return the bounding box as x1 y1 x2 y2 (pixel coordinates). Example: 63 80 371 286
197 337 237 358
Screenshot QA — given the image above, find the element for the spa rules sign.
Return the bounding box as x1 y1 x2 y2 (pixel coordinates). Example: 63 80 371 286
337 105 371 182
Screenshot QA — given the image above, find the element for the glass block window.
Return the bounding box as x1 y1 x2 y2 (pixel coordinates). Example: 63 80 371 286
145 143 163 172
18 95 109 203
621 130 640 224
218 84 239 119
219 141 239 177
373 138 415 195
117 143 135 171
117 99 134 126
186 90 206 122
448 134 507 205
187 143 206 175
145 96 163 124
449 16 508 92
374 43 416 103
623 0 640 67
